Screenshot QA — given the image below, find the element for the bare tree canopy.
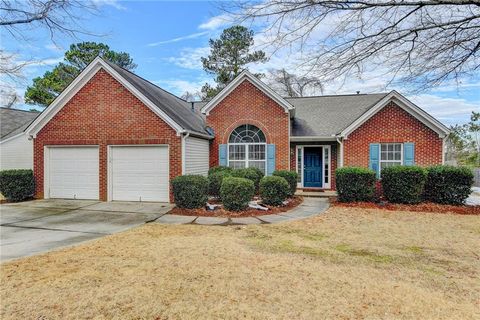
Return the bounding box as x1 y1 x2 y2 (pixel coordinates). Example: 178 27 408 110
267 68 324 97
1 0 97 40
230 0 480 91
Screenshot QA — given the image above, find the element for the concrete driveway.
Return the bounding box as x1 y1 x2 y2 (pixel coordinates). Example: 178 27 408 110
0 199 172 262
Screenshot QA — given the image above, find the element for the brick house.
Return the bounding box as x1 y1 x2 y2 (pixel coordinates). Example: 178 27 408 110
24 57 450 203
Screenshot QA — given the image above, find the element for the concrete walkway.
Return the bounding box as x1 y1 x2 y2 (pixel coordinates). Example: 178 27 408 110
155 197 329 226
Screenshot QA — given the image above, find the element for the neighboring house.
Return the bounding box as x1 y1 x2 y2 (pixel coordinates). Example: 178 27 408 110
21 57 448 203
0 108 39 170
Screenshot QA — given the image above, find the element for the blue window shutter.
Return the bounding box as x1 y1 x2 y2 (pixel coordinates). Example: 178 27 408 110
267 144 276 176
219 144 227 166
369 143 380 178
403 143 415 166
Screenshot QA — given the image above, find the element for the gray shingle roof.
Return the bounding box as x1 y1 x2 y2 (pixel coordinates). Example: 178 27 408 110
104 60 208 136
192 93 388 137
286 93 388 137
1 108 39 140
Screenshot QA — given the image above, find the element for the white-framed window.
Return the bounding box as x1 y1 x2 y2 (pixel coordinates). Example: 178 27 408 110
228 124 266 174
380 143 402 172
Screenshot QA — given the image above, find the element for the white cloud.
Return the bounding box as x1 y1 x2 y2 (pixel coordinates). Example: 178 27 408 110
148 31 209 47
199 14 232 30
92 0 126 10
166 46 210 70
45 44 64 52
154 77 213 96
409 94 479 126
25 57 64 67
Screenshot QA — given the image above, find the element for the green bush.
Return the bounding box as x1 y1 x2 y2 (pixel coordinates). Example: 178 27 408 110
220 177 255 211
273 170 298 196
208 170 231 197
171 175 208 209
231 167 264 193
336 167 376 202
0 169 35 202
259 176 290 206
381 166 427 204
424 165 473 205
208 166 233 176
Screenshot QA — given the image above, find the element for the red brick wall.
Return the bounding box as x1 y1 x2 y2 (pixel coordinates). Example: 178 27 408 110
206 79 290 170
290 143 338 190
34 69 182 202
344 102 443 168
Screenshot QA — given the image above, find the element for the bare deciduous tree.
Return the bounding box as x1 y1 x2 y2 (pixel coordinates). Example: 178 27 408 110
0 83 21 108
1 0 98 41
1 0 100 108
268 68 324 97
181 90 202 102
230 1 480 91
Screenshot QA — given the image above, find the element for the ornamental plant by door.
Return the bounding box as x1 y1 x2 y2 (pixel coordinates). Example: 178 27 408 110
259 176 290 206
335 167 376 202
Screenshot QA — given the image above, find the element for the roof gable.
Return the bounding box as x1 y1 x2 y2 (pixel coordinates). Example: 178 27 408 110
200 70 295 116
340 91 450 138
26 57 210 138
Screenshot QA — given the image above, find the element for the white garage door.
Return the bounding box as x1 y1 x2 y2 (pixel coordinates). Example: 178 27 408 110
48 147 99 200
110 146 169 202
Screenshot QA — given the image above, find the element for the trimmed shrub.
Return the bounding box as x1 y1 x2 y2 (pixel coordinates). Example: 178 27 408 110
259 176 290 206
208 170 231 197
208 166 233 176
231 167 264 192
273 170 298 196
172 175 208 209
336 167 376 202
220 177 255 211
381 166 427 204
0 169 35 202
424 165 473 205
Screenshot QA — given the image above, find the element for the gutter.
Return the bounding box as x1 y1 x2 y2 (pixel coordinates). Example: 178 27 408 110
184 130 214 140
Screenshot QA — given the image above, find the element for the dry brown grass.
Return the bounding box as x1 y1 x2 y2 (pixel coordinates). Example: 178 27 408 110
1 207 479 319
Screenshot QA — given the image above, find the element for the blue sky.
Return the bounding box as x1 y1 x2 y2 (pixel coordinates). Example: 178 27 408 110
3 0 479 126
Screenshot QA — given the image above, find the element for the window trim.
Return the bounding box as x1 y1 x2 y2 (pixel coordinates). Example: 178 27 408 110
227 143 267 173
378 143 403 177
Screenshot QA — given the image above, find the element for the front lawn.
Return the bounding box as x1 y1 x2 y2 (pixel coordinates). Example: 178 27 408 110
1 207 479 319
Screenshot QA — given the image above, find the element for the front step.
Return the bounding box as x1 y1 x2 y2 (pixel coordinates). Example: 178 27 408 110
295 190 337 198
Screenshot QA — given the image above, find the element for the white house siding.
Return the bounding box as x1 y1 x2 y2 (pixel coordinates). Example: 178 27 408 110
184 136 209 176
0 134 33 170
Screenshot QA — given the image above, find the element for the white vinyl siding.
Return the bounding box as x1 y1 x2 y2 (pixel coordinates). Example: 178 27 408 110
184 137 209 176
0 134 33 170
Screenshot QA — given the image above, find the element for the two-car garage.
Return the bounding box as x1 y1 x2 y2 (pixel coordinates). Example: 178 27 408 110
45 145 169 202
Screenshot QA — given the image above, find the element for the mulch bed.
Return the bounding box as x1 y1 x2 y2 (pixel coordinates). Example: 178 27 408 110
168 196 304 218
332 200 480 215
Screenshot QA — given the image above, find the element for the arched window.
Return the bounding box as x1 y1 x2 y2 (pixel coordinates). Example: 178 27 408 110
228 124 266 173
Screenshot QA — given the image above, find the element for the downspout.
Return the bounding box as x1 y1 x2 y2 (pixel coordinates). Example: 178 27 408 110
181 132 190 175
336 136 344 167
442 135 447 165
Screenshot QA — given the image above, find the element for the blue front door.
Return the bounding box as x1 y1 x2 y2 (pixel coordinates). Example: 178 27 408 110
304 148 323 188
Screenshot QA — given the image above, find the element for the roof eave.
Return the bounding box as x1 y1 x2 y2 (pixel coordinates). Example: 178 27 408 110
290 136 337 142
